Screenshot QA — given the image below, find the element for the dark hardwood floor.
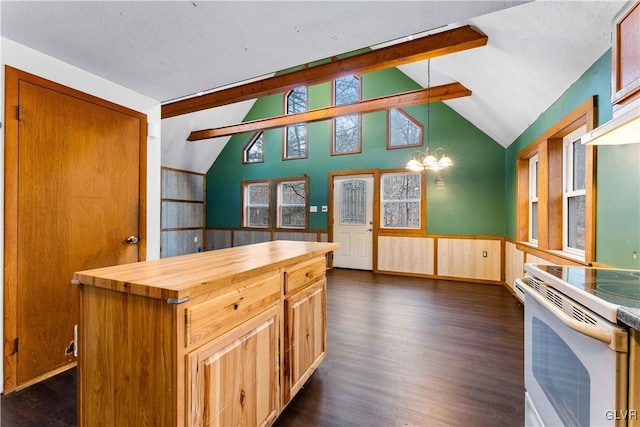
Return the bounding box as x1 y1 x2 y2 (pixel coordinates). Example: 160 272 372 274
1 269 524 427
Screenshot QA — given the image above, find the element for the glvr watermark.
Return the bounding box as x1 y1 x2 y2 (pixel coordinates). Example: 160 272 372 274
606 410 638 421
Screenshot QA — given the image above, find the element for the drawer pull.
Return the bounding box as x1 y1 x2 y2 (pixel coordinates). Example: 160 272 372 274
234 302 240 310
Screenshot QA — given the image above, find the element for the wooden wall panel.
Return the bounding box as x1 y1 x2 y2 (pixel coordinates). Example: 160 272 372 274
234 230 271 247
377 236 435 275
524 252 556 266
161 169 205 201
206 229 232 250
505 241 525 287
274 231 318 242
161 168 205 258
161 230 204 258
437 238 501 281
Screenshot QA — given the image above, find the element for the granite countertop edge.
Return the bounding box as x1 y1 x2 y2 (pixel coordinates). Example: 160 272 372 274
618 307 640 331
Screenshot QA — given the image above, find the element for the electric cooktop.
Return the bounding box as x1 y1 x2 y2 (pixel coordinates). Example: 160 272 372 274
524 264 640 322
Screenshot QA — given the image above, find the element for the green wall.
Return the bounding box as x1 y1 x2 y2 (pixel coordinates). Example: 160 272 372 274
505 50 640 269
206 67 505 236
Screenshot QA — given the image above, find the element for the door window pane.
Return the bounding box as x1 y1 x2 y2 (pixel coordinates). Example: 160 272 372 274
340 180 366 225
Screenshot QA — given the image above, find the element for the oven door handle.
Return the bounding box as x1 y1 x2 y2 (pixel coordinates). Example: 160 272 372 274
523 284 625 351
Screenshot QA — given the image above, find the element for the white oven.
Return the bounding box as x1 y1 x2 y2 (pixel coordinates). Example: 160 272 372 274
519 272 630 427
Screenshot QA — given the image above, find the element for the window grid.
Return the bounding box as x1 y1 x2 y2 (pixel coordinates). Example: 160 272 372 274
563 127 587 254
284 87 308 159
277 179 307 229
333 76 361 155
243 181 271 228
380 172 421 229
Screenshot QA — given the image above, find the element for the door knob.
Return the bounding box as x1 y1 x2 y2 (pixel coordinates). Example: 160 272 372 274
125 236 140 245
366 228 372 232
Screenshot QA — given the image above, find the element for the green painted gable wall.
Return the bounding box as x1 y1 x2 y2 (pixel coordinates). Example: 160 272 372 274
505 50 640 269
206 67 505 237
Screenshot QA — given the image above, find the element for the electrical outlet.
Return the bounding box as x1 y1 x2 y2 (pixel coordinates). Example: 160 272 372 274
634 251 637 260
482 251 488 258
194 236 198 243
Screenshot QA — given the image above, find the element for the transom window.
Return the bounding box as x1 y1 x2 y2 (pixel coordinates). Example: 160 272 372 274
563 127 587 254
388 108 422 149
277 178 307 229
284 87 308 159
380 172 422 229
243 132 264 164
242 181 271 228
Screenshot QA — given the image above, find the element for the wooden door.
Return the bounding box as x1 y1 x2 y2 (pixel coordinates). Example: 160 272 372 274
4 67 146 391
332 175 374 270
283 280 326 403
187 307 280 427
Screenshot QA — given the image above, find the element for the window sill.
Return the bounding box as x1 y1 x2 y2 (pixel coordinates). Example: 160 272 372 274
515 241 590 266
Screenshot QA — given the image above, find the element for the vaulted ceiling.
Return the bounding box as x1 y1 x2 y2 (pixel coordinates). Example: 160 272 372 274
1 1 629 173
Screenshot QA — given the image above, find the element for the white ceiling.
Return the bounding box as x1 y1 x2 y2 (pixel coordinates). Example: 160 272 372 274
1 1 630 173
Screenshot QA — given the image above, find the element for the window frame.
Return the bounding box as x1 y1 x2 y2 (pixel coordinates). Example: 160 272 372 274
283 87 308 160
516 97 596 263
529 155 539 245
242 131 265 164
562 126 588 256
386 108 423 150
379 170 425 232
241 180 272 229
331 75 362 156
275 176 309 230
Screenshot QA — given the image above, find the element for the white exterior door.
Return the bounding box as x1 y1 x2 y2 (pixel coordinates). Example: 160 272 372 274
332 175 374 270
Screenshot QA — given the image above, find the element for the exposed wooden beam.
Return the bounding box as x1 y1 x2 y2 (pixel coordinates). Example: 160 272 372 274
188 82 471 141
163 25 487 119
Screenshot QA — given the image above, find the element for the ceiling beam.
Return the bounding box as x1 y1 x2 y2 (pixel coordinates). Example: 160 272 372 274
187 82 471 141
163 25 487 119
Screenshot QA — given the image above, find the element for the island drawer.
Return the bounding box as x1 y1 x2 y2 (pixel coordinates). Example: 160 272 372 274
185 272 281 348
284 257 326 295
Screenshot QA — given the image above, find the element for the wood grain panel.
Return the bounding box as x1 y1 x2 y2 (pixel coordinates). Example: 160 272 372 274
161 168 205 201
283 281 326 404
207 229 232 250
162 25 487 118
377 236 435 275
162 201 204 229
284 257 326 295
185 273 280 348
187 306 279 427
78 286 177 426
161 229 204 258
234 230 272 246
437 238 501 281
505 241 525 287
613 2 640 105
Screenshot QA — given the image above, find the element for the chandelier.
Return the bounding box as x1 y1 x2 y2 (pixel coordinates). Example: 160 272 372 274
406 59 453 172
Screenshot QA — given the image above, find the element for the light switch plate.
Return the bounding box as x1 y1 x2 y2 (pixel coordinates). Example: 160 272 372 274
310 206 318 213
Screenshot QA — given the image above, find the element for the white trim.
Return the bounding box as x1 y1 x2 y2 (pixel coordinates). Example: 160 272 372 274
529 155 539 245
562 126 587 257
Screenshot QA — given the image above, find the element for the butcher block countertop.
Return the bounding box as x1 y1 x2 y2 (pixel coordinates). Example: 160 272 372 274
73 240 340 302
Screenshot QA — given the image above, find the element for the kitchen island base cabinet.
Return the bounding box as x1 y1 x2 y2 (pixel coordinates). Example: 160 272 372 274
283 279 326 404
188 306 280 427
74 241 339 427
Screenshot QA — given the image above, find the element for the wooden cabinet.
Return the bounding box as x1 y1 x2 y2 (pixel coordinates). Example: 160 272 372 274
612 1 640 106
74 241 339 427
187 306 280 427
283 280 326 404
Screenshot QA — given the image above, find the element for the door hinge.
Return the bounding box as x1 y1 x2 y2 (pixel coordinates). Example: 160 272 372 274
74 324 78 357
17 106 22 121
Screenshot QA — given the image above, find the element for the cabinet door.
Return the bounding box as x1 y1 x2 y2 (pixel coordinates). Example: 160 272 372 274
187 306 279 427
283 280 326 403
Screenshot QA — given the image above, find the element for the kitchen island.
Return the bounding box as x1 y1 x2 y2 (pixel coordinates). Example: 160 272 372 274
73 240 339 427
